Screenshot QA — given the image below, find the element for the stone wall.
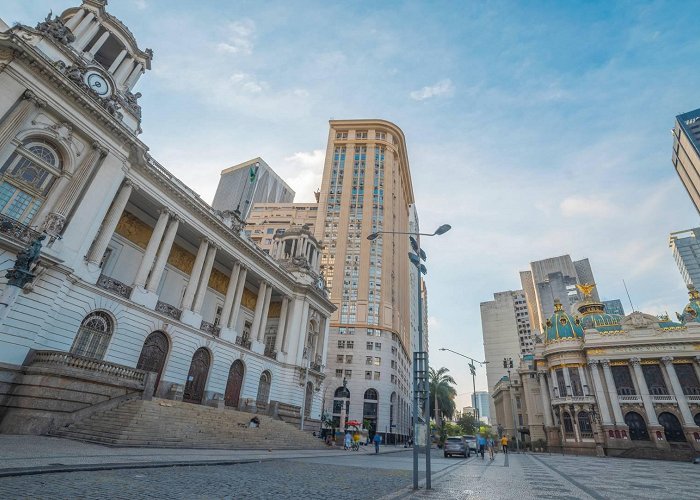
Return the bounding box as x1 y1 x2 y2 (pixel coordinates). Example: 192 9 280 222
0 350 155 435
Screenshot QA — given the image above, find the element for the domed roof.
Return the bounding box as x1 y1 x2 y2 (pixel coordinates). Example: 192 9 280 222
679 285 700 324
545 300 584 343
576 301 623 333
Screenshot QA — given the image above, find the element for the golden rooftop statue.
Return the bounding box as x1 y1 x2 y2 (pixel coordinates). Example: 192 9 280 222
576 283 596 299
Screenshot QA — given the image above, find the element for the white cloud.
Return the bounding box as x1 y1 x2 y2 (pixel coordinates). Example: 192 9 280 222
280 150 325 202
427 316 441 331
560 196 618 218
230 73 267 93
409 79 454 101
133 0 147 9
217 19 256 55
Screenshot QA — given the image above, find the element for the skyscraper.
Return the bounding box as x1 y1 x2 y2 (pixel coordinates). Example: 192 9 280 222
520 255 599 332
669 228 700 286
481 290 530 424
471 391 490 423
602 299 625 316
316 120 415 442
672 108 700 215
212 158 294 221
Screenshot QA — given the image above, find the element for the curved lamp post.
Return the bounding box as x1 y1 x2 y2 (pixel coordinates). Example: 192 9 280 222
367 224 451 490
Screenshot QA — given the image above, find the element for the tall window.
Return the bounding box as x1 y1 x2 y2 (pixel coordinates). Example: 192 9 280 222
611 365 636 395
70 311 114 359
0 139 61 223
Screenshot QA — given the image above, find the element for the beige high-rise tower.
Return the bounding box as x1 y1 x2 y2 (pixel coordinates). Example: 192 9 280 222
316 119 415 442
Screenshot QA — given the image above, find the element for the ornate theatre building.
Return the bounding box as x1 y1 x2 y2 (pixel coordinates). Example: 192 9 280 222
0 1 333 435
493 285 700 459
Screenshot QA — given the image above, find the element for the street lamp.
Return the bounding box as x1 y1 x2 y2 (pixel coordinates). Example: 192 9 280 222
367 224 451 491
503 357 521 452
438 348 488 422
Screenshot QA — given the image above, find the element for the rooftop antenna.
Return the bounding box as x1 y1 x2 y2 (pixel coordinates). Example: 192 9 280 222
622 279 636 312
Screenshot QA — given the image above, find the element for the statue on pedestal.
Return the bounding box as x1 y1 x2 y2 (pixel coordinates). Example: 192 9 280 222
6 234 46 288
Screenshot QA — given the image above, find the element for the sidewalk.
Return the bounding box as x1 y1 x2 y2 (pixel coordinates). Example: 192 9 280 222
0 435 412 477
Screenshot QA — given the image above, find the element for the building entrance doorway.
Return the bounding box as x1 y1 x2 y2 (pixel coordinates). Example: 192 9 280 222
225 360 245 408
183 348 210 404
136 331 169 393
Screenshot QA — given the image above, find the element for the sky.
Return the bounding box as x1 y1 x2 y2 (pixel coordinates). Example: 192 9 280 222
4 0 700 411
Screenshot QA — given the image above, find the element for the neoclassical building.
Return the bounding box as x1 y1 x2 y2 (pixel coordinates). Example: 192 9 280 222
493 285 700 459
0 1 333 434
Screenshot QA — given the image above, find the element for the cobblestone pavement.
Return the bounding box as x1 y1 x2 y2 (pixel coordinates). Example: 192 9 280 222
389 451 700 499
0 449 697 499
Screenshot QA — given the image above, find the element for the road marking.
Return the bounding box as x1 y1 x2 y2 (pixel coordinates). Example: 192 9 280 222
528 454 604 499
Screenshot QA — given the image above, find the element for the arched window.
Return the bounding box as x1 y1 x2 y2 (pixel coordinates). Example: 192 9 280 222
625 411 649 441
334 386 350 398
0 138 61 224
577 411 593 438
658 412 686 442
256 370 272 405
70 311 113 359
562 411 574 437
363 388 378 437
364 388 378 400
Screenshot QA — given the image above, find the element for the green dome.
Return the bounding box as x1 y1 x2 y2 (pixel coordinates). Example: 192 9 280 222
679 286 700 324
545 300 585 343
577 301 623 333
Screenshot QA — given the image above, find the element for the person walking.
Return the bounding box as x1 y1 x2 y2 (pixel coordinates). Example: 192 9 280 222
478 434 486 459
373 433 382 454
344 431 352 450
488 436 495 460
501 435 508 454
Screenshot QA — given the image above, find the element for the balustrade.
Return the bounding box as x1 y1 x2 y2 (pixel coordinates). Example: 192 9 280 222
30 350 146 384
200 320 221 337
263 347 277 360
97 274 132 298
235 336 252 350
0 213 42 244
155 301 182 320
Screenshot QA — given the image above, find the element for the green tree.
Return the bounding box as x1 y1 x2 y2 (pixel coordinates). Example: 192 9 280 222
429 367 457 425
456 414 480 435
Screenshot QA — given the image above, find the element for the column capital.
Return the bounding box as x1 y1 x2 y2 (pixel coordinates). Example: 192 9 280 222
22 89 47 108
660 356 674 365
90 140 109 156
587 359 599 367
158 207 174 217
600 359 611 367
123 178 139 191
629 357 641 366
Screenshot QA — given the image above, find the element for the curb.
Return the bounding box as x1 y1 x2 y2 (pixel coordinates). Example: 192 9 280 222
0 446 412 478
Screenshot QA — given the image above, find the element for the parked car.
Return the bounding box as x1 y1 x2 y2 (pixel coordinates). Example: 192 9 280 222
444 436 469 458
463 435 478 454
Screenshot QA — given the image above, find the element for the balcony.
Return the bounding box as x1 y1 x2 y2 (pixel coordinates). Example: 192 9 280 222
96 274 132 299
310 354 323 372
0 213 41 244
235 336 251 350
155 301 182 321
651 394 677 404
551 395 595 405
200 320 220 337
687 395 700 403
618 395 642 404
263 347 277 360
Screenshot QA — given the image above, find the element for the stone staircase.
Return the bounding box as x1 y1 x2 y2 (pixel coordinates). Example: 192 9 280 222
51 398 326 450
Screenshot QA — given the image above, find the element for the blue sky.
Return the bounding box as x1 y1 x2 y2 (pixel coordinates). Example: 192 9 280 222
4 1 700 409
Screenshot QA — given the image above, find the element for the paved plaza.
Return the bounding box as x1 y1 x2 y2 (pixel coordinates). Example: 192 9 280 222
0 437 698 499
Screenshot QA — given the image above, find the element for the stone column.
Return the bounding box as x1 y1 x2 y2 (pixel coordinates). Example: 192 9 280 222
132 209 170 288
125 63 144 90
274 296 289 353
181 238 209 311
71 11 95 38
578 366 589 395
145 216 179 293
86 180 133 263
114 57 135 86
0 90 46 153
64 9 86 30
601 360 625 425
87 31 110 58
661 357 695 426
587 361 612 426
228 267 248 330
41 142 107 236
74 21 100 51
257 284 273 342
249 281 267 342
538 371 554 427
108 49 128 73
295 302 311 365
220 262 240 328
193 245 217 314
630 357 659 426
562 366 572 396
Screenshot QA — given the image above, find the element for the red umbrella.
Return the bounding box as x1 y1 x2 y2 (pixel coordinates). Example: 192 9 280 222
346 420 362 427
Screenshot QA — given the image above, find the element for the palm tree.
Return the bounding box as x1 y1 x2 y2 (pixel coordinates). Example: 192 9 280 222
429 367 457 426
